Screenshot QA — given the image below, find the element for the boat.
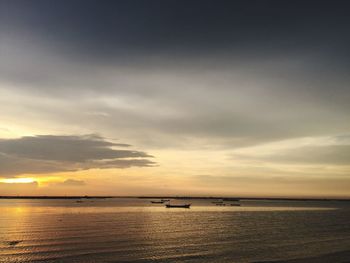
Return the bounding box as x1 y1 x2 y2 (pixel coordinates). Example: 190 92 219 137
230 203 241 206
166 204 191 208
150 200 164 204
161 199 170 202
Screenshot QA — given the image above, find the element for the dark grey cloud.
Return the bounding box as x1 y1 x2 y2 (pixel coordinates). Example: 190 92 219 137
0 134 150 162
1 0 349 57
0 153 73 176
0 135 155 177
0 0 349 150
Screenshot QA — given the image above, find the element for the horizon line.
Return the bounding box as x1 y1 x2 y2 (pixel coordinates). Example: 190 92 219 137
1 195 349 201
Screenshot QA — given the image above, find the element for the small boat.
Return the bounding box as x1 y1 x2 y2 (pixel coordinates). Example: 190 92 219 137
166 204 191 208
150 200 164 204
215 203 226 206
161 199 170 202
212 201 223 204
230 203 241 206
76 200 83 203
8 241 21 246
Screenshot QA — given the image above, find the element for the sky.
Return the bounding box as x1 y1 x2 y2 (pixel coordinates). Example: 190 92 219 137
0 0 349 198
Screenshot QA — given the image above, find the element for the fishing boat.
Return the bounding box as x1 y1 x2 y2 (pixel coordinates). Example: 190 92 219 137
150 200 164 204
165 203 191 208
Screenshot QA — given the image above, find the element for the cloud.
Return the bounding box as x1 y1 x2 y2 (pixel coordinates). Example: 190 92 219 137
1 8 350 151
0 134 155 177
265 145 350 165
234 144 350 166
1 1 350 151
1 41 350 150
89 159 157 169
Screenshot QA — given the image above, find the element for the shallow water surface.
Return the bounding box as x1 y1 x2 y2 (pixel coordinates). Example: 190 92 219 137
0 198 349 262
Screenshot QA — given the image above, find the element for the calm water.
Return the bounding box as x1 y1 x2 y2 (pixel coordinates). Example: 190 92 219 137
0 198 349 262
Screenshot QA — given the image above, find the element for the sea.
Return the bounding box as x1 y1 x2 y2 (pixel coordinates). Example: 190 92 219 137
0 198 349 263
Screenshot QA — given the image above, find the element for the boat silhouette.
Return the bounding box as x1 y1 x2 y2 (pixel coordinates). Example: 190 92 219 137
150 200 164 204
165 203 191 208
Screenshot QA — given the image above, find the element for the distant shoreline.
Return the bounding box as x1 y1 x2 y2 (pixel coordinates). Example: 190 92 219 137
0 196 349 201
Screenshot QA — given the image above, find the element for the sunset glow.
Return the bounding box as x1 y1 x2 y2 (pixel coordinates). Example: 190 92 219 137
1 178 36 184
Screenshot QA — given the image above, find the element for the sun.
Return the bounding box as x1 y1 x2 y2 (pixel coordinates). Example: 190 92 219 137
1 178 36 184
